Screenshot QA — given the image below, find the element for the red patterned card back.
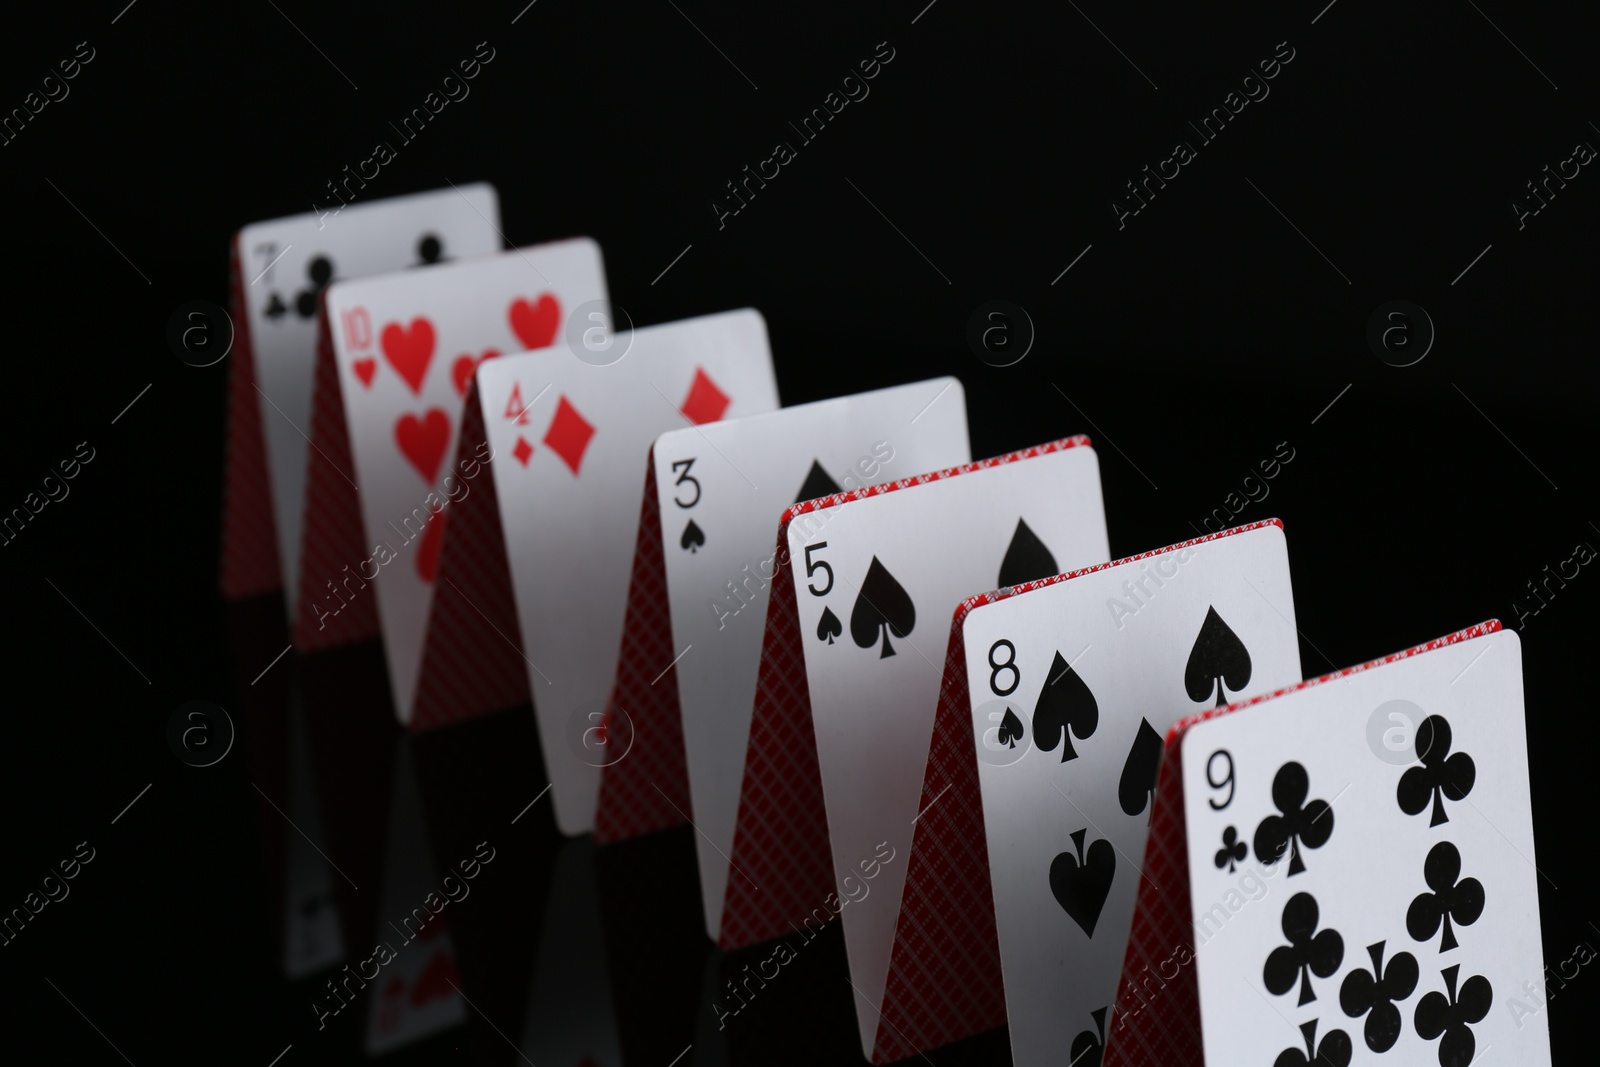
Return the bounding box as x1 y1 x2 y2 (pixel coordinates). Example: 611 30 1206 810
292 296 379 650
718 511 832 948
593 449 693 841
219 236 283 600
409 380 531 731
871 617 1006 1062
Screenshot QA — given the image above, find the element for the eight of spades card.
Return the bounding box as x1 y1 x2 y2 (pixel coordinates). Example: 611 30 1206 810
1178 624 1549 1067
476 308 779 835
961 520 1301 1067
237 183 501 613
788 438 1110 1057
325 238 608 722
658 377 970 941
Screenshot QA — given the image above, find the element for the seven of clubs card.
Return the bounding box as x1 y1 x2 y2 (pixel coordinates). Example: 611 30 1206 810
476 308 780 835
238 183 501 614
961 521 1301 1067
1179 626 1549 1066
656 378 971 940
325 238 609 721
789 441 1110 1055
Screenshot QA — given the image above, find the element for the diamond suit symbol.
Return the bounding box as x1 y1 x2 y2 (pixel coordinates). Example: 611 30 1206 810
679 366 731 424
542 396 595 475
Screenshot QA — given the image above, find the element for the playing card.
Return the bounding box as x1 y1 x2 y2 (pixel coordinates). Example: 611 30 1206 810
475 309 779 834
960 520 1300 1067
360 741 465 1056
225 184 501 608
518 838 623 1067
282 691 345 979
317 239 608 721
1168 622 1549 1066
786 439 1110 1056
601 378 970 935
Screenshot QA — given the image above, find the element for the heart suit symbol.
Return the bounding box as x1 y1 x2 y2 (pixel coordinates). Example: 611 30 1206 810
395 408 451 484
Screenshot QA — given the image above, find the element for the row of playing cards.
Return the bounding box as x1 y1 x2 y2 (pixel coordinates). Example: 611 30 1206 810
219 183 1549 1066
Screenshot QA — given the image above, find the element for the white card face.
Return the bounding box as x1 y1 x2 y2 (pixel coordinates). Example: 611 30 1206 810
788 445 1111 1055
961 523 1301 1067
658 378 971 940
324 239 608 721
237 184 501 614
477 309 780 835
363 743 465 1055
1180 628 1550 1066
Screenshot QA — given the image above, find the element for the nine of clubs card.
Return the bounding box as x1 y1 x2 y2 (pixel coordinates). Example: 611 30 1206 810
1179 625 1549 1066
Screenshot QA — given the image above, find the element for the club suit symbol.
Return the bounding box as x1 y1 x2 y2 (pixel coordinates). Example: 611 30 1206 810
1252 761 1334 876
1415 965 1492 1067
1264 892 1344 1006
1406 842 1484 952
1214 826 1248 873
1397 715 1475 827
1273 1020 1352 1067
1339 941 1419 1053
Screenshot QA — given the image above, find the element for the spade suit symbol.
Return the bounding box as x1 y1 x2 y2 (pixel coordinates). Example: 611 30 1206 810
816 606 843 645
850 557 915 658
1184 606 1253 707
794 459 842 504
679 518 706 552
1031 651 1098 762
1069 1007 1108 1067
1049 828 1116 937
995 707 1025 749
1118 718 1164 818
997 517 1059 588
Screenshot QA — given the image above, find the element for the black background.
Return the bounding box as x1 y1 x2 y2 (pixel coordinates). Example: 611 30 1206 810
2 0 1595 1063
